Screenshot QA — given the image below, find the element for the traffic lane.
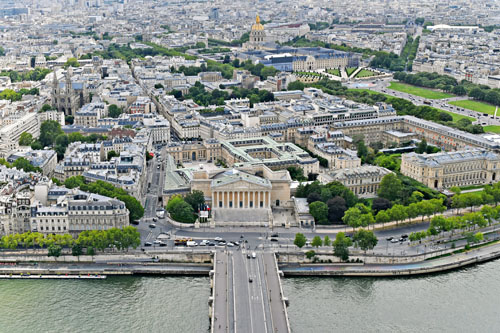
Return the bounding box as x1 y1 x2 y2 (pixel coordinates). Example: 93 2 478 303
248 252 269 333
213 251 228 333
233 250 257 333
374 222 430 238
262 252 288 333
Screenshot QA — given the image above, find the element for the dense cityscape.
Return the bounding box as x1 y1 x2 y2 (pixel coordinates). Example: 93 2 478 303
1 0 500 332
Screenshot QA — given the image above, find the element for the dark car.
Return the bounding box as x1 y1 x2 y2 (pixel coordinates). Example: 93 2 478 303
401 234 408 239
249 278 253 283
144 242 152 246
247 254 251 259
159 242 167 247
270 238 279 242
271 233 279 238
386 236 393 241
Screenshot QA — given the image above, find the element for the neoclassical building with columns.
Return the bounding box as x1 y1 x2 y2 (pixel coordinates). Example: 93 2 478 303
190 164 292 226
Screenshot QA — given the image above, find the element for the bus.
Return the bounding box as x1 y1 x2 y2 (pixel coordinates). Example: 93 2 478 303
174 238 192 246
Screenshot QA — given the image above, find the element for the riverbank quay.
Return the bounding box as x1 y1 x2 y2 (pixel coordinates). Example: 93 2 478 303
278 241 500 277
0 250 214 277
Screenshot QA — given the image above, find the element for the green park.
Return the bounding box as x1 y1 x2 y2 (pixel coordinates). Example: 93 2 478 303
449 100 498 115
354 69 377 78
389 81 454 99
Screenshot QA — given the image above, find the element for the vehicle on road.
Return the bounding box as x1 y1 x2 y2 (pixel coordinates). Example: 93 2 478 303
207 242 216 246
153 217 158 222
249 278 253 283
391 238 399 243
199 240 208 246
214 237 223 242
227 242 235 247
156 210 165 219
270 238 278 242
131 220 140 225
174 238 192 246
251 252 256 259
187 241 198 247
423 100 431 105
386 236 393 241
271 233 279 238
144 242 153 246
401 234 408 239
159 242 167 247
149 224 157 228
153 240 161 245
247 254 251 259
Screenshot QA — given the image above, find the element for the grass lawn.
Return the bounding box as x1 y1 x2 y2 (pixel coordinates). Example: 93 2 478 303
355 69 377 78
388 82 454 99
449 100 498 115
346 67 357 77
327 68 340 76
483 125 500 133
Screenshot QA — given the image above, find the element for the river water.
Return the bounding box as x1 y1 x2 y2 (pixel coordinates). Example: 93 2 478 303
1 261 500 332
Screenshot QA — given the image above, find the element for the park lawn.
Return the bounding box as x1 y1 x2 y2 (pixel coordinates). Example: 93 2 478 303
327 68 340 76
346 67 357 77
449 100 497 115
388 82 454 99
355 69 377 78
483 125 500 134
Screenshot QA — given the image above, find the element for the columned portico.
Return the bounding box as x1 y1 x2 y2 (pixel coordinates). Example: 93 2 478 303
212 190 273 209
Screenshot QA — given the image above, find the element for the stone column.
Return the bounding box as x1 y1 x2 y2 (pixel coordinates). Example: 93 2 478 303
257 191 260 209
246 191 249 208
267 191 271 208
235 191 239 209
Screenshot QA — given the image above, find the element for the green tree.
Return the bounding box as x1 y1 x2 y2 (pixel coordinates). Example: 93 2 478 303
71 243 83 256
353 229 378 253
184 190 206 212
311 236 323 247
305 250 316 259
108 104 122 118
107 150 118 160
388 204 408 225
323 235 331 246
294 233 307 248
39 120 64 147
333 232 352 261
378 173 403 202
375 210 390 226
170 200 196 223
48 244 62 257
309 201 328 224
287 81 305 91
342 207 362 228
64 57 80 68
40 104 54 112
64 175 86 189
287 166 305 181
19 132 33 146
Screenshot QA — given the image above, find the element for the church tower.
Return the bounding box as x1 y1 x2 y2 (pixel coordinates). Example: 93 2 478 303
248 15 266 50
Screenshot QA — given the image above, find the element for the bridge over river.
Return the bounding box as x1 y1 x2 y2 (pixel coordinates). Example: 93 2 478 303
210 250 290 333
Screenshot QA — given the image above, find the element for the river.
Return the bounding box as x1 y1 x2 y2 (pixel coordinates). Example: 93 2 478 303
1 261 500 332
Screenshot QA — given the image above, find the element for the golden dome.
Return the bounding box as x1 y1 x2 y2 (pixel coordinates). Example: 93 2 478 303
251 15 264 31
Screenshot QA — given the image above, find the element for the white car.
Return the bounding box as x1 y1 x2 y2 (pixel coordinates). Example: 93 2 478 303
199 240 208 246
214 237 223 242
